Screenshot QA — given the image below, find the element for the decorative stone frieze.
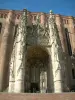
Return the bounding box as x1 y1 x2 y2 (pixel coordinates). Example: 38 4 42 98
26 16 49 46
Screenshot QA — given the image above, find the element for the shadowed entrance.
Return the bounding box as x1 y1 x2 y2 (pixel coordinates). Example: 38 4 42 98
25 46 50 93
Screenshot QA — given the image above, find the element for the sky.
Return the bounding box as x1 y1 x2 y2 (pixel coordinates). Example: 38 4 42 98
0 0 75 16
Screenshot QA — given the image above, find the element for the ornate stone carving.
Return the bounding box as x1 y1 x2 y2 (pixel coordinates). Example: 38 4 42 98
26 14 50 45
14 9 27 93
9 9 27 93
9 54 15 78
26 23 49 45
48 10 66 92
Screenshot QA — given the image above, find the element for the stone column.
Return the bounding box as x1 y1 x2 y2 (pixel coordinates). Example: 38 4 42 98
14 9 27 93
8 40 16 92
48 10 66 93
0 10 15 91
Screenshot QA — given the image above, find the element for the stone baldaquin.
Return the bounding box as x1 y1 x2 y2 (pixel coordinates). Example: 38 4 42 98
0 9 75 93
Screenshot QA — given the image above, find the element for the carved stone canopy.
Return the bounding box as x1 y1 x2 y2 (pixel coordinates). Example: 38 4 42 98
26 46 49 65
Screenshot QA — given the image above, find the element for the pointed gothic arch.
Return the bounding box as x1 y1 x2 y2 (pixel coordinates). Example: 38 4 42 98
25 45 51 93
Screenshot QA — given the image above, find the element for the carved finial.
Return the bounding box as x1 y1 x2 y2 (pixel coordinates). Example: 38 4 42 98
36 14 40 20
36 14 40 23
23 8 27 12
50 10 53 14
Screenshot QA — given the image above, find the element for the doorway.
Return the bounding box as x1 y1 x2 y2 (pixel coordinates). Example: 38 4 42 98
25 46 50 93
30 83 39 93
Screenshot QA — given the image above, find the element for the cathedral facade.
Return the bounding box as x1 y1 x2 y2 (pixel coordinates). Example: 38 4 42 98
0 9 75 93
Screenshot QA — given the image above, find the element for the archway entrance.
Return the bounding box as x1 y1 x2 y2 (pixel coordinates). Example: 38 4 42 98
25 46 50 93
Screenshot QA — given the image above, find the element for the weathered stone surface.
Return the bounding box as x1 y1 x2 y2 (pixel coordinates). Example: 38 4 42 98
9 9 27 93
0 93 75 100
48 11 67 93
0 10 15 91
0 9 75 94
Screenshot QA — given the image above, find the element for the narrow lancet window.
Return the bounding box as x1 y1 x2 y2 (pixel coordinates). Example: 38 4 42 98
14 24 18 40
65 28 72 56
0 23 2 33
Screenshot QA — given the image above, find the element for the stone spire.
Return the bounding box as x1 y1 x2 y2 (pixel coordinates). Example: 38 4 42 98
48 10 66 93
9 9 27 93
14 9 27 93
